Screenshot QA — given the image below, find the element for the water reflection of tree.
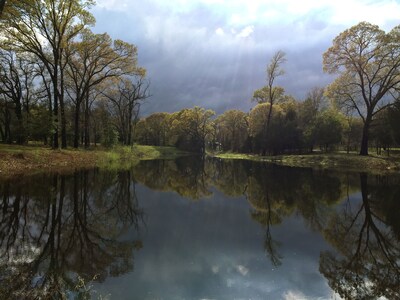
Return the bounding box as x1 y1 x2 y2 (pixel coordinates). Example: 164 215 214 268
133 158 354 267
244 163 346 266
320 173 400 299
133 157 212 199
0 170 143 299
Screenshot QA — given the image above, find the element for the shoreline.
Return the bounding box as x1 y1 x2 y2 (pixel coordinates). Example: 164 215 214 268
2 145 400 178
208 151 400 174
0 144 193 179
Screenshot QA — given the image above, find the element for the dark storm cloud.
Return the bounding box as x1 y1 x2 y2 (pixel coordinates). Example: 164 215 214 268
91 0 400 115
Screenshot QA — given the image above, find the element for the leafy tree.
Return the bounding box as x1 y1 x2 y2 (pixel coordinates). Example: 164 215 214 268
324 22 400 155
248 103 269 154
298 87 327 151
170 106 215 154
135 112 170 146
249 102 302 155
312 109 347 152
65 30 143 148
214 109 248 152
1 0 95 148
251 50 286 154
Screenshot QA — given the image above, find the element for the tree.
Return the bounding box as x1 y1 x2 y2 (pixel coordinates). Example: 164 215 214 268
65 30 142 148
135 112 170 146
323 22 400 156
102 76 149 146
298 87 327 151
0 50 36 144
1 0 95 148
214 110 248 152
251 50 286 154
312 109 346 152
170 106 215 154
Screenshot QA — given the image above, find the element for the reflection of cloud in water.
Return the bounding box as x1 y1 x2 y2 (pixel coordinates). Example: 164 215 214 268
236 264 249 276
283 290 307 300
211 265 219 274
284 290 344 300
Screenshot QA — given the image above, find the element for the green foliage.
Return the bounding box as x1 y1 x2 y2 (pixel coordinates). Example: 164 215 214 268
323 22 400 155
169 106 215 153
312 109 346 151
214 109 248 152
101 123 119 148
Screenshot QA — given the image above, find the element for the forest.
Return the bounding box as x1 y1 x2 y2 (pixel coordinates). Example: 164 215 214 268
1 1 400 157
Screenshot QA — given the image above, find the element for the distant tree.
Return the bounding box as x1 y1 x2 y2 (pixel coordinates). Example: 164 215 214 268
313 109 346 152
249 101 301 155
298 87 327 151
214 110 248 152
134 112 171 146
102 76 150 146
387 101 400 145
248 103 269 154
251 50 286 154
324 22 400 156
170 107 215 154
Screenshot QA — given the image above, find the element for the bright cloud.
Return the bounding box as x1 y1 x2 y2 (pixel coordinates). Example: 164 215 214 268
215 27 224 35
236 25 254 38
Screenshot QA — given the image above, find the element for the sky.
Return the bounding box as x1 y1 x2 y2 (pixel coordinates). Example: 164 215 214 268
90 0 400 116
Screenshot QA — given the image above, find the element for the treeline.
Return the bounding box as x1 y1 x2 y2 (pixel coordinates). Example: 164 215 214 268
134 90 400 155
1 2 400 158
0 0 149 148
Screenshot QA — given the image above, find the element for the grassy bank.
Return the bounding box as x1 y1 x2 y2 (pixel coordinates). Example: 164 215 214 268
0 144 193 178
210 151 400 173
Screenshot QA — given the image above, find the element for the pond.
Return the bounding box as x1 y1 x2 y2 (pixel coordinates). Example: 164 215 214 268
1 157 400 299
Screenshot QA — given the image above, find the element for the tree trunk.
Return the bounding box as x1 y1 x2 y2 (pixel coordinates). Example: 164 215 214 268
359 116 371 156
0 121 4 141
73 103 81 148
14 101 25 145
52 70 59 149
84 94 90 148
60 80 67 149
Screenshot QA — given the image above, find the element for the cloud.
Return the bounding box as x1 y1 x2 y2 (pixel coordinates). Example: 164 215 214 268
236 25 254 38
90 0 400 115
215 27 224 35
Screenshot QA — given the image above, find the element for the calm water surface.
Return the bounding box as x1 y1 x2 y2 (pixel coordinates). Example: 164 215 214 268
1 157 399 299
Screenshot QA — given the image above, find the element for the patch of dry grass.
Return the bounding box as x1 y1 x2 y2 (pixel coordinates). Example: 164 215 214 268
0 144 192 178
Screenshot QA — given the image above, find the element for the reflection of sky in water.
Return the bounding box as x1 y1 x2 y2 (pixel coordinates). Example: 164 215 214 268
96 185 343 300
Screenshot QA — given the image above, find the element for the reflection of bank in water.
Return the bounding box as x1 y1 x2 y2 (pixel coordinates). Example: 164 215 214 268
0 170 143 299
